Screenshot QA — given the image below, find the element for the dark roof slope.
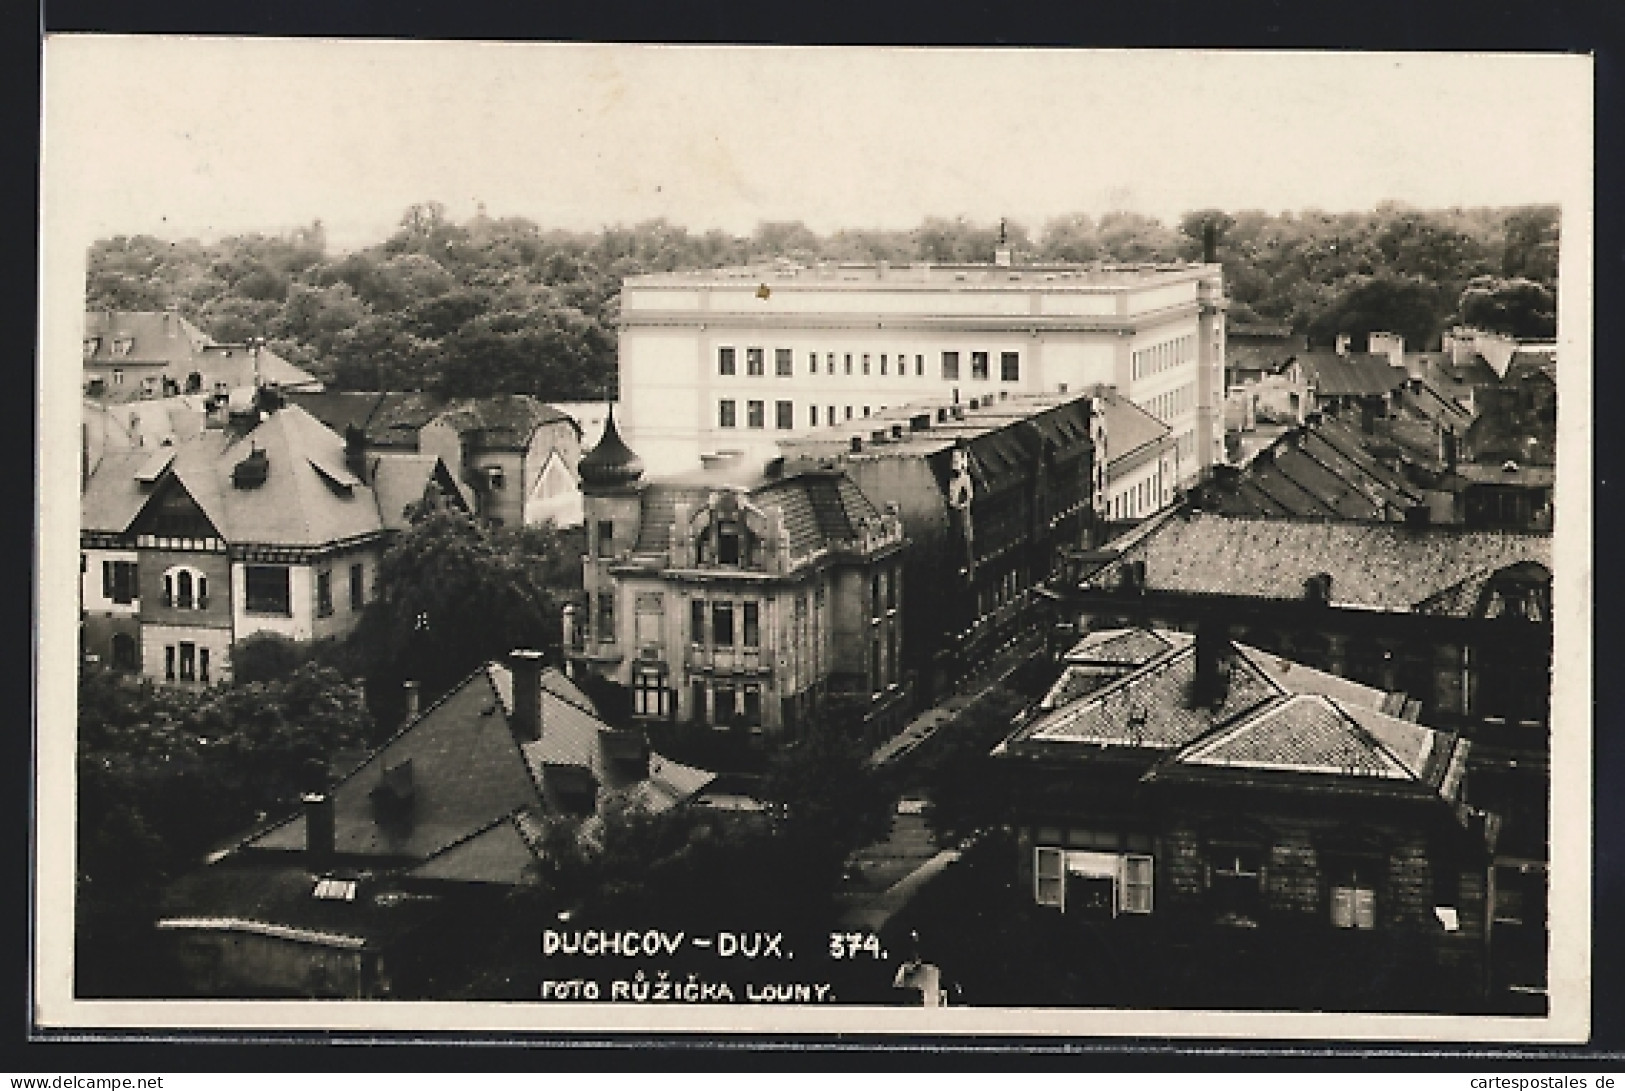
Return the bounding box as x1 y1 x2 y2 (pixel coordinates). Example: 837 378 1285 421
1298 352 1408 397
1090 511 1550 609
432 395 577 450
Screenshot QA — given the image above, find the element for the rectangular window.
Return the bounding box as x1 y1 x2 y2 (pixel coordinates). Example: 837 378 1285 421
844 354 853 375
244 565 292 616
1035 846 1065 908
863 406 871 417
1001 352 1020 382
845 406 853 420
775 400 794 429
747 400 765 428
826 353 835 374
316 570 333 618
941 351 960 381
742 684 762 728
690 598 706 645
809 405 819 427
828 405 835 427
1330 862 1379 930
1121 855 1154 914
178 642 196 683
713 684 736 729
199 647 210 684
719 399 737 428
1210 847 1263 923
103 560 137 604
880 354 888 375
634 667 668 717
712 602 735 646
743 601 759 647
746 347 765 376
719 347 736 376
349 563 365 610
164 645 176 682
634 593 663 648
597 591 616 643
808 352 818 374
775 348 793 376
971 351 989 380
862 354 871 375
717 525 741 566
916 354 924 376
596 518 616 558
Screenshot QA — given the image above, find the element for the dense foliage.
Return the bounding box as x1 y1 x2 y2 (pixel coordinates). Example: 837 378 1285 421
86 202 1559 403
75 661 373 994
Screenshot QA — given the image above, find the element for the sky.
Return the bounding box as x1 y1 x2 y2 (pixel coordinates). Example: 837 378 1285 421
43 40 1590 252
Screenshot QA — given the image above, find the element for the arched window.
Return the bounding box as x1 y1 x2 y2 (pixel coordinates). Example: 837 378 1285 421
162 565 209 610
176 570 193 609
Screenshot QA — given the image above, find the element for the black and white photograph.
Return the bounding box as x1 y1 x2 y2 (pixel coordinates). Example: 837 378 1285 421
34 41 1592 1041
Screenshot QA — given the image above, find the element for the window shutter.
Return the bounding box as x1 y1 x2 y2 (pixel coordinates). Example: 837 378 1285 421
102 561 114 599
1034 847 1065 909
1354 888 1377 930
1330 887 1354 929
1121 854 1154 914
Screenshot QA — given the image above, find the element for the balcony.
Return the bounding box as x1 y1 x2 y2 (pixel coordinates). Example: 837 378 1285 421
685 645 771 677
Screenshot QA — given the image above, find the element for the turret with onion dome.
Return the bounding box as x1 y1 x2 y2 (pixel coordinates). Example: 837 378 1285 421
577 406 644 493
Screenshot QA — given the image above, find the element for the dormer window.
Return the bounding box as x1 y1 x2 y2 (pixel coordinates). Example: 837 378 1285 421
83 337 101 356
718 525 741 566
111 337 134 357
486 466 505 489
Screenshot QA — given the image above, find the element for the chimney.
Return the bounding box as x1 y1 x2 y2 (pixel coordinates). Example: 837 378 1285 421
1442 427 1459 473
509 649 545 742
303 792 335 869
1192 618 1231 708
403 679 420 725
1335 333 1351 356
1304 572 1333 604
1202 222 1217 264
344 425 369 484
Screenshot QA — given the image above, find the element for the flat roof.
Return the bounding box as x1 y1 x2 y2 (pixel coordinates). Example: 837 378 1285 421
626 260 1219 291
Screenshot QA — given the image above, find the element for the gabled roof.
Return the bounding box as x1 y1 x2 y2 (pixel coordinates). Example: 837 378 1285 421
406 811 548 886
1164 694 1431 781
1098 390 1171 467
1088 511 1550 611
1297 352 1408 398
430 395 577 450
81 404 449 548
1064 627 1190 666
244 664 548 862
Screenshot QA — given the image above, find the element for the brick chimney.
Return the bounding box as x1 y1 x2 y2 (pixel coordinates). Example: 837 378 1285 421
303 792 335 869
509 649 545 742
1192 617 1231 708
403 679 420 725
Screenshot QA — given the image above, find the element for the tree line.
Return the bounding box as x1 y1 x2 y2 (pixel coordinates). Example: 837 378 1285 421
85 201 1559 403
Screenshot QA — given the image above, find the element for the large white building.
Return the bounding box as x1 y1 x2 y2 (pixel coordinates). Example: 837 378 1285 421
616 257 1227 482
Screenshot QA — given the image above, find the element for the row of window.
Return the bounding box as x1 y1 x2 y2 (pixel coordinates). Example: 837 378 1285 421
718 346 1023 384
163 641 212 684
1138 383 1195 424
95 560 366 617
1110 473 1166 521
719 399 911 431
1035 837 1383 931
1131 334 1195 381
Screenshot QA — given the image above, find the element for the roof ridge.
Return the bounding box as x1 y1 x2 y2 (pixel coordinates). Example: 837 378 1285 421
411 806 531 866
1316 696 1413 778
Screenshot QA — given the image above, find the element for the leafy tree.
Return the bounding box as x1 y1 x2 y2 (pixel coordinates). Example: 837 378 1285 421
1305 273 1448 350
917 687 1029 846
351 501 564 709
1459 276 1557 340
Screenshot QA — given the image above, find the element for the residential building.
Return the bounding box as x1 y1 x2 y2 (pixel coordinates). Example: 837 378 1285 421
419 396 583 529
157 652 714 997
779 391 1098 701
79 394 467 686
992 626 1507 1012
570 412 910 742
83 309 321 402
82 395 210 487
615 257 1225 482
1287 347 1409 422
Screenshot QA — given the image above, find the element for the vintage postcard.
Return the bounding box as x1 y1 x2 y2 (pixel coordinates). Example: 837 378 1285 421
34 40 1594 1043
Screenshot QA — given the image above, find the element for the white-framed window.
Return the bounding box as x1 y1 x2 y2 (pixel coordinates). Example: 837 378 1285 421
1329 860 1379 930
1033 845 1155 915
161 565 209 610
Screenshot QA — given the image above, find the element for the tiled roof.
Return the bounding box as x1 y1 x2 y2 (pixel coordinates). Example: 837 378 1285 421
246 665 547 862
630 753 718 814
368 454 459 532
1169 694 1421 780
1231 643 1398 712
632 483 712 554
631 468 884 560
81 405 445 548
1091 511 1550 610
286 392 390 437
1298 352 1408 397
1063 628 1188 665
83 310 211 364
407 812 546 886
431 395 576 449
